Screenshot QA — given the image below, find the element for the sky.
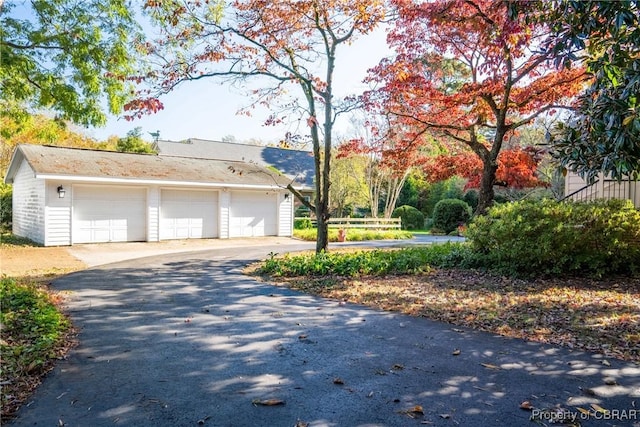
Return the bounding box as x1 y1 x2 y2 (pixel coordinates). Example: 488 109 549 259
85 27 391 145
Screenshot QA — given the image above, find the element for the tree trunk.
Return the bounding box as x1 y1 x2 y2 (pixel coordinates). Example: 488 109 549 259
383 169 411 218
316 211 329 253
476 156 498 215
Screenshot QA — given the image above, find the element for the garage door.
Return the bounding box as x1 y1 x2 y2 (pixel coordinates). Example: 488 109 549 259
73 186 146 244
160 189 218 240
229 191 277 237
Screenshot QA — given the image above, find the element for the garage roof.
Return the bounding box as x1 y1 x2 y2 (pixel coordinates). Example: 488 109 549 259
5 144 297 189
154 139 315 188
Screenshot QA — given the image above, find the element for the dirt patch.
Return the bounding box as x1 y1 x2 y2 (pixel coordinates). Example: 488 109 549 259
1 246 86 278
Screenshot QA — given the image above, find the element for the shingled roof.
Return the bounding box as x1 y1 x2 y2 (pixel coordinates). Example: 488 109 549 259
5 144 296 189
154 139 315 188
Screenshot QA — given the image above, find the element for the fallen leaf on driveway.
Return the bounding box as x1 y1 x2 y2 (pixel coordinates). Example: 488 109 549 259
399 405 424 418
520 401 534 410
252 399 285 406
480 363 500 370
591 403 608 414
197 415 211 425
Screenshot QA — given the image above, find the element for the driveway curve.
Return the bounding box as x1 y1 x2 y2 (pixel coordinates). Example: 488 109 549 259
8 241 640 427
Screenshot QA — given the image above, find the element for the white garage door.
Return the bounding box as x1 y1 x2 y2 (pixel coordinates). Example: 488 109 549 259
229 191 277 237
73 186 146 244
160 189 218 240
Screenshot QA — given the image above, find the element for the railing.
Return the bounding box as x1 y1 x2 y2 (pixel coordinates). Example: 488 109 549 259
563 177 639 208
562 179 600 202
295 217 402 229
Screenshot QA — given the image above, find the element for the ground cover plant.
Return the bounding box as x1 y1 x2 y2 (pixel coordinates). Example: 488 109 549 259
0 277 74 420
256 242 640 362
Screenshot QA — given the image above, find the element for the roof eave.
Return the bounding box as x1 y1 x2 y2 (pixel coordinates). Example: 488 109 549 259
35 173 292 191
4 145 26 184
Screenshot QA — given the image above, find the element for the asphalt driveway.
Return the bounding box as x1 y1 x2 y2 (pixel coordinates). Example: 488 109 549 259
8 241 640 426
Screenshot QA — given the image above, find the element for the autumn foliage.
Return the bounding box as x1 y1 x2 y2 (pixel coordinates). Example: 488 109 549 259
423 148 547 189
130 0 386 252
366 0 588 213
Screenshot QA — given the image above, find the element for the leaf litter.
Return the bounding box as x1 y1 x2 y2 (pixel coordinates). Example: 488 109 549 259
279 269 640 362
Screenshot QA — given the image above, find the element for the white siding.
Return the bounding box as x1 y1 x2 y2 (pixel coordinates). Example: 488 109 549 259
12 161 46 245
148 186 160 242
219 190 230 239
278 193 293 237
44 182 71 246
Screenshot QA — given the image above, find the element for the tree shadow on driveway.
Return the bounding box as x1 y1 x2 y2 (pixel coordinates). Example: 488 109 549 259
7 250 640 427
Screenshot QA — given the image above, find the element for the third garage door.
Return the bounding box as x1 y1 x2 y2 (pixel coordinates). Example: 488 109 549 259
160 189 218 240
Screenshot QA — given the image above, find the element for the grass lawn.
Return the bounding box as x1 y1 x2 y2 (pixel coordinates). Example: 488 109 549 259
293 228 413 241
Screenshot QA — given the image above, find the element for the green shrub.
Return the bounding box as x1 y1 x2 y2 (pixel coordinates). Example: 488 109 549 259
463 190 479 212
465 199 640 277
294 206 309 217
0 184 12 231
432 199 472 234
422 177 466 217
392 205 425 230
1 277 70 412
294 217 313 229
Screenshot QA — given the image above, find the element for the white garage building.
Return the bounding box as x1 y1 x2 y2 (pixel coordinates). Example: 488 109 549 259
4 144 299 246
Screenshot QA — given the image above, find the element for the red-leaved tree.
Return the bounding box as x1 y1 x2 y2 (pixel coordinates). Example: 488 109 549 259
366 0 588 213
126 0 387 253
423 147 547 189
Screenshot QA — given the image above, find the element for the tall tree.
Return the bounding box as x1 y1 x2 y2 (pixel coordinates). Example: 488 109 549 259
338 118 417 218
366 0 587 213
0 0 142 126
127 0 386 253
510 1 640 182
330 152 368 217
0 114 102 173
116 127 156 153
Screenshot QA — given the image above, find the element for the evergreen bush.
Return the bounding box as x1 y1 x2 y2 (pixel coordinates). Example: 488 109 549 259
294 217 313 229
463 189 479 211
465 199 640 277
0 184 12 230
432 199 472 234
392 205 425 230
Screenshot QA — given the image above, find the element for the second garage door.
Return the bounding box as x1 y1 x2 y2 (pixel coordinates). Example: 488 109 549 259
229 191 277 237
160 189 218 240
